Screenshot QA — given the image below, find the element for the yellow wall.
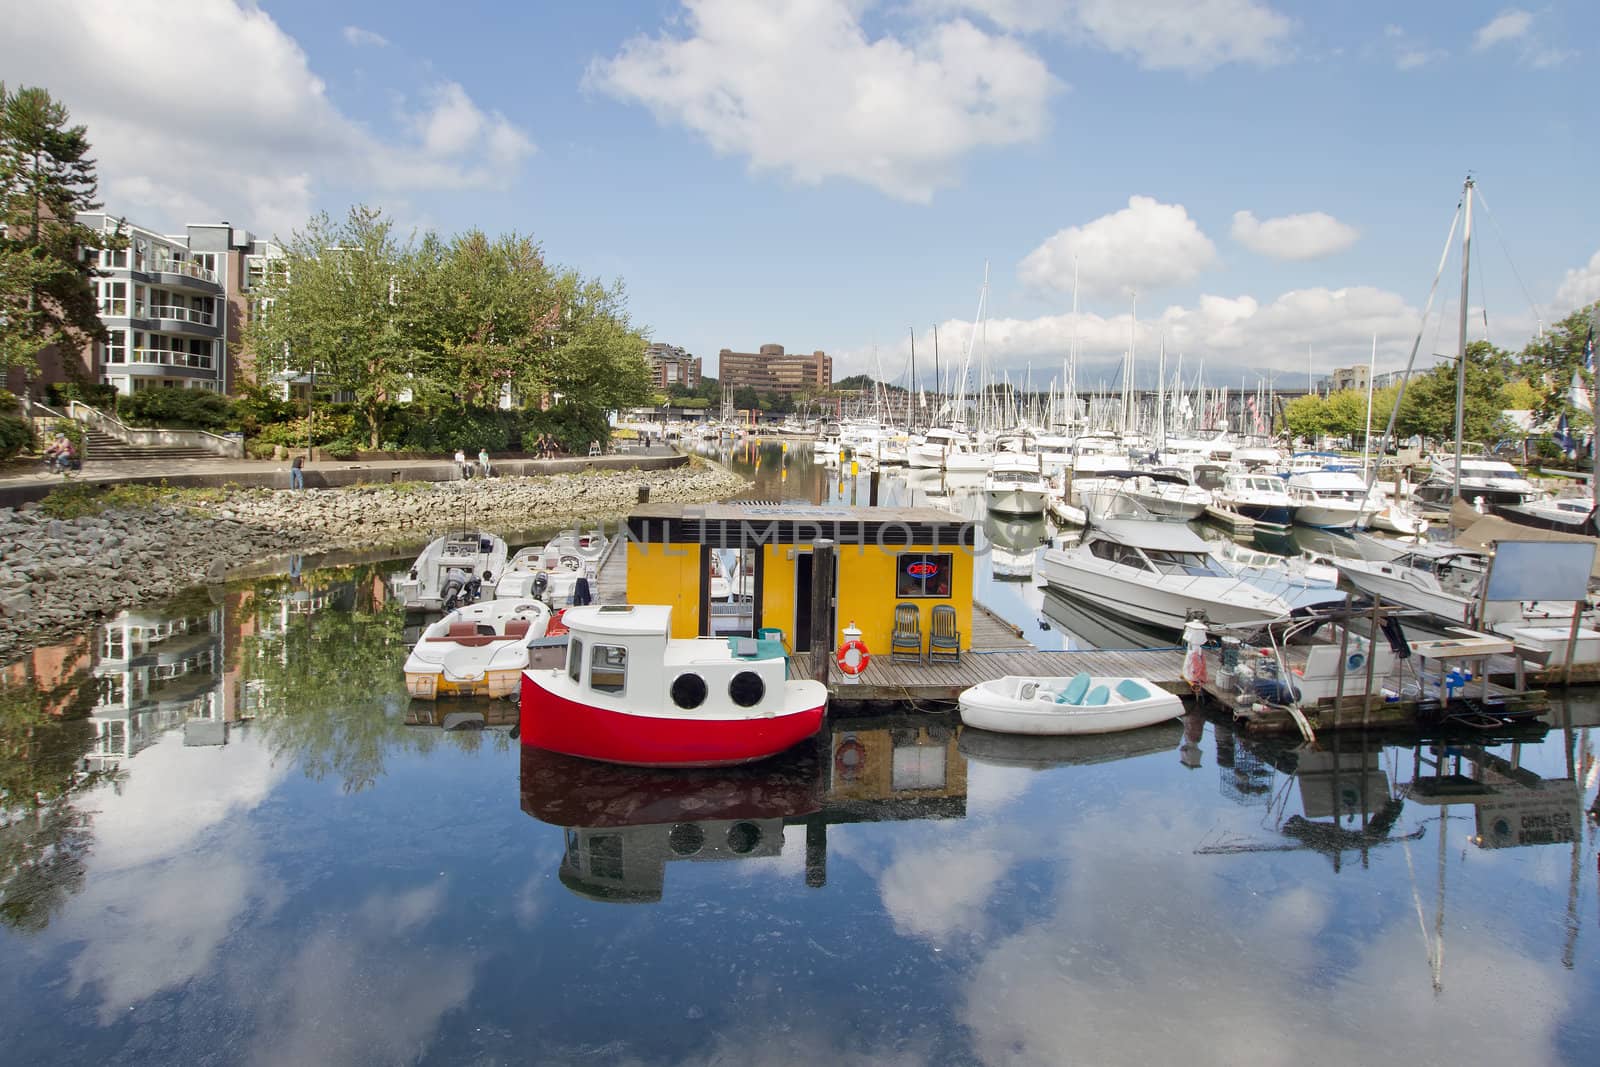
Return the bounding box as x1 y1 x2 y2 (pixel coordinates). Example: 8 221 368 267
625 542 703 639
759 541 972 654
629 538 974 653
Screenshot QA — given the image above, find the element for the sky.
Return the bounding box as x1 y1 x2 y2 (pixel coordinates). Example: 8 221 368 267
2 0 1597 393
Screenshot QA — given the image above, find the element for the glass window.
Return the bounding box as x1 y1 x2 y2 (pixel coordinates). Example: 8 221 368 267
591 645 626 694
567 637 584 683
896 552 953 599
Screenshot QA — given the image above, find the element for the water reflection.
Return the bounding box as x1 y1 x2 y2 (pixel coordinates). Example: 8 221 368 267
523 713 969 901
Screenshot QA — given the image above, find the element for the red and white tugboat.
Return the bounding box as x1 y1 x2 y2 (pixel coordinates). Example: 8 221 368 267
520 604 828 767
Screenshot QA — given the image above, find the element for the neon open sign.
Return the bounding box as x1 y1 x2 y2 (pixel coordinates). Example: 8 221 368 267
905 561 939 577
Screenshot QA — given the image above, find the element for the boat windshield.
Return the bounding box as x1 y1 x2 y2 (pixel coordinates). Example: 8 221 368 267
1142 548 1232 578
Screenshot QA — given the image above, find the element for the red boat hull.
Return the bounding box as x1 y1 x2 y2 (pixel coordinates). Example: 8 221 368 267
519 673 826 768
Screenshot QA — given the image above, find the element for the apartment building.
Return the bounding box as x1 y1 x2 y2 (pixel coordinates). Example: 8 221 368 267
645 342 701 391
32 213 280 398
717 343 832 396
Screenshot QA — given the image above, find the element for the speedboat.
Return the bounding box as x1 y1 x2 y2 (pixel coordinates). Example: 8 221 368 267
958 672 1183 735
983 456 1049 515
1039 518 1315 630
391 531 509 611
1286 470 1368 530
520 605 827 767
1360 488 1428 537
404 598 554 699
1334 546 1489 625
1493 494 1598 536
1213 470 1294 526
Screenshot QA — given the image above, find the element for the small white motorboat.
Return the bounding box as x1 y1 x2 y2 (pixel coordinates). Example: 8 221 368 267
392 531 510 611
983 456 1049 515
958 672 1184 735
405 598 554 700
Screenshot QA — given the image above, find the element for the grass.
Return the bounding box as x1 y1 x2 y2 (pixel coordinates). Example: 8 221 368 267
38 480 237 519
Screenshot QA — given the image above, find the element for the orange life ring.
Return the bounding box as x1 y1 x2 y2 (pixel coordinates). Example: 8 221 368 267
836 639 871 676
835 736 866 780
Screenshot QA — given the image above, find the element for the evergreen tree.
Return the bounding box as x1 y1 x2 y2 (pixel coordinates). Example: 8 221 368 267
0 84 120 376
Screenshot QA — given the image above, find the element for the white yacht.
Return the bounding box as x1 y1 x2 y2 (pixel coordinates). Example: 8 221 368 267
983 456 1049 515
1415 453 1538 509
1039 518 1312 630
1070 432 1130 476
1123 469 1211 521
1286 470 1368 530
1213 470 1294 526
392 531 509 611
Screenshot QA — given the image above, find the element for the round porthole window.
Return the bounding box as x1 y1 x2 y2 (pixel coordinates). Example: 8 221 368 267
671 672 709 709
726 821 762 854
668 823 705 856
729 671 765 708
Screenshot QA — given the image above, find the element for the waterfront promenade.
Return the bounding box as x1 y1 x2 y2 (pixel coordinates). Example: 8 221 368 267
0 446 684 508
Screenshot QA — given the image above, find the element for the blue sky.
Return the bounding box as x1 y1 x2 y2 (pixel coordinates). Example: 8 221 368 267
4 1 1596 392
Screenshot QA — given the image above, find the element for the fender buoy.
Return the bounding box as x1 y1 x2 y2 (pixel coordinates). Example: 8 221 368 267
836 639 871 676
835 736 866 780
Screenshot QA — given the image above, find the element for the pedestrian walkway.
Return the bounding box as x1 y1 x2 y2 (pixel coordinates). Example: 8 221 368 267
0 446 686 507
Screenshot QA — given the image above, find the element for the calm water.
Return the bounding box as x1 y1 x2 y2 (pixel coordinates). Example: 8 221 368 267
1 443 1597 1065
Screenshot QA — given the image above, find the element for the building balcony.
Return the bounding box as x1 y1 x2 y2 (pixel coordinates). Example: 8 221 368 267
143 260 223 292
102 350 219 379
147 304 221 336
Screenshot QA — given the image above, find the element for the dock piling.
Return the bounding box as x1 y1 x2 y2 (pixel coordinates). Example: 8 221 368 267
809 538 835 685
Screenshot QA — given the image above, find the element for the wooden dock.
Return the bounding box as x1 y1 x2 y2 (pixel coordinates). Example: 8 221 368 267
793 647 1187 704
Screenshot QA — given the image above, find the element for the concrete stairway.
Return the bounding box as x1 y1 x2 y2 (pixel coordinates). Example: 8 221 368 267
81 427 218 462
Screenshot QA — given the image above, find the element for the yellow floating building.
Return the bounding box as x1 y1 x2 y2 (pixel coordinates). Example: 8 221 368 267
621 502 976 656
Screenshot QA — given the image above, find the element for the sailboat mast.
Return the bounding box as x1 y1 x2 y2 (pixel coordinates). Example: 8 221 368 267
933 323 942 423
1453 176 1475 501
908 326 917 431
1363 333 1377 478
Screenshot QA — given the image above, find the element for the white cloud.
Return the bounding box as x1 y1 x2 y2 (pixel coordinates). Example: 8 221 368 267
342 25 389 48
1470 8 1571 67
1555 249 1600 314
587 0 1060 203
1019 196 1218 299
0 1 534 236
1230 209 1359 261
411 81 534 166
918 0 1293 72
1473 8 1533 50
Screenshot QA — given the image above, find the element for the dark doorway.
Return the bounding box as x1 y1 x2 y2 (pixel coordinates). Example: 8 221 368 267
793 551 837 653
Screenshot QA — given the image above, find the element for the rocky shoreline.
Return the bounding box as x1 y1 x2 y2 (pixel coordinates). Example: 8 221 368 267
0 460 748 662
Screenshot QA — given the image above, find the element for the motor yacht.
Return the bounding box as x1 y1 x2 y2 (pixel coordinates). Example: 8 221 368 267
1213 470 1294 526
1286 470 1368 530
1414 453 1539 509
983 456 1049 515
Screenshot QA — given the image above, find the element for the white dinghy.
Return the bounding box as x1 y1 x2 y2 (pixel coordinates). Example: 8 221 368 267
958 672 1183 735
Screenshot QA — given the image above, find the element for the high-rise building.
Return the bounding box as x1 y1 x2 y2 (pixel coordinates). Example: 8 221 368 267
644 342 701 391
14 212 281 398
717 343 831 396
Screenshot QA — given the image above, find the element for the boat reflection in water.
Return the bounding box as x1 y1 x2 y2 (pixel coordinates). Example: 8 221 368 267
958 719 1183 770
521 713 969 901
1039 587 1181 651
983 511 1048 581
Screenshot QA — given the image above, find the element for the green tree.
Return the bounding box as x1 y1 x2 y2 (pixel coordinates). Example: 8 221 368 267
732 386 760 410
1396 340 1513 444
0 84 120 376
1523 302 1599 428
1281 394 1328 442
243 206 415 449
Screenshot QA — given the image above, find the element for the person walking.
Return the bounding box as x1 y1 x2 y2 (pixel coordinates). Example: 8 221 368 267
478 448 492 478
289 454 305 490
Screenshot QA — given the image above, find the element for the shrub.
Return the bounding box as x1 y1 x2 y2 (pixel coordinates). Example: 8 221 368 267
38 482 109 518
390 407 515 453
254 411 356 447
519 405 612 455
116 387 234 430
231 383 297 435
45 381 119 410
0 413 34 459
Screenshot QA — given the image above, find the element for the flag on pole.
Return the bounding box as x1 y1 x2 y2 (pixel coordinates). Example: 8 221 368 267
1571 370 1592 414
1557 412 1575 456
